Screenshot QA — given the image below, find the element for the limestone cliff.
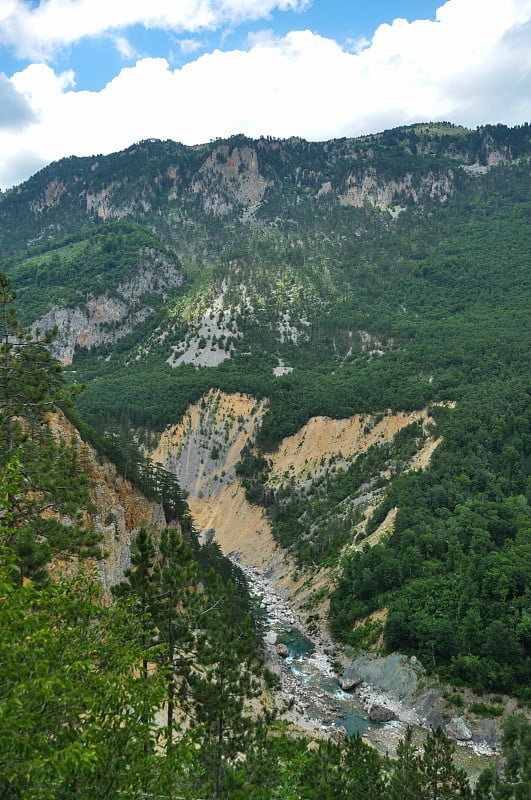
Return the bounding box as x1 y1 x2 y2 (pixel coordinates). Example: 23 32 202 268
338 169 454 208
34 252 182 365
48 412 166 598
148 391 443 617
191 144 272 215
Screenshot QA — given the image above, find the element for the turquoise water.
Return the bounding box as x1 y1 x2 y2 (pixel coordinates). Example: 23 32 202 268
281 627 314 659
339 710 374 737
279 626 375 737
275 625 496 780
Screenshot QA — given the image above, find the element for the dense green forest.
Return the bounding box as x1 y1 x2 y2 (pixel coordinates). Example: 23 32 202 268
1 282 529 793
6 270 531 797
330 383 530 696
0 123 529 708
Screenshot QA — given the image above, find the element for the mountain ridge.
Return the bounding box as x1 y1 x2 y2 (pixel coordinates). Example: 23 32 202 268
1 120 529 700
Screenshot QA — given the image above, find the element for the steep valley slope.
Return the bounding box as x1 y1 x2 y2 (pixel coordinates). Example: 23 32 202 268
2 121 529 726
147 389 442 621
146 392 528 757
48 411 167 598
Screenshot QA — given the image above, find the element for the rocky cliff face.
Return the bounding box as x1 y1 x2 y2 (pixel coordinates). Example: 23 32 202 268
150 390 267 497
191 144 273 215
338 168 454 208
48 412 166 598
148 390 442 616
6 124 524 248
35 252 182 365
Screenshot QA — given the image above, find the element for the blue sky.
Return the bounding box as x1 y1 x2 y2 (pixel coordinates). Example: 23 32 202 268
0 0 530 188
0 2 444 92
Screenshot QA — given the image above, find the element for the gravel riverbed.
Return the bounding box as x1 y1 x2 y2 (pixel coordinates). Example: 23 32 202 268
236 558 502 780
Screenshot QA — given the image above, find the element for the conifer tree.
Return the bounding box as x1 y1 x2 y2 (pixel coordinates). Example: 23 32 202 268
387 725 424 800
0 519 164 799
156 527 198 754
0 273 60 451
0 273 97 583
112 526 159 682
419 727 472 800
188 580 265 799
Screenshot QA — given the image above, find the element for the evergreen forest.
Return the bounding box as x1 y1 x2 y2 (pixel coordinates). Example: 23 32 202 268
0 122 530 796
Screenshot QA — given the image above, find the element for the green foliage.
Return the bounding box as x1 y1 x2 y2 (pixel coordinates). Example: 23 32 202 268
2 124 531 701
196 539 262 637
419 726 473 799
0 274 99 582
260 422 425 567
110 523 266 785
0 480 500 800
187 586 267 798
0 563 165 799
475 715 531 800
5 220 179 323
0 273 61 442
469 702 504 717
65 406 193 529
330 381 531 696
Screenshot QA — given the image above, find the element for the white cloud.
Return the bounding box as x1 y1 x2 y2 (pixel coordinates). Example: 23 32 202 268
0 0 530 189
0 70 37 129
178 38 205 55
113 35 137 60
0 0 310 59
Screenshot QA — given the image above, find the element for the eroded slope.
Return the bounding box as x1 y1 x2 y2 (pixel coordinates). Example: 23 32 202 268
148 391 443 613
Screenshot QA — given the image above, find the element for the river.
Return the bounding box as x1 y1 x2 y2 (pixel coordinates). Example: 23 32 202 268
239 560 499 784
275 623 376 737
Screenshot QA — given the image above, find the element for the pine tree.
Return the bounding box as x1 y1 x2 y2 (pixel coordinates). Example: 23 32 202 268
387 725 424 800
0 273 97 583
0 273 60 451
188 580 265 799
419 727 473 800
156 527 198 755
0 528 165 799
112 527 159 678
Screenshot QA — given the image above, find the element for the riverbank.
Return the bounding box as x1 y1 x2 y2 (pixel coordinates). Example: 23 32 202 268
236 557 506 766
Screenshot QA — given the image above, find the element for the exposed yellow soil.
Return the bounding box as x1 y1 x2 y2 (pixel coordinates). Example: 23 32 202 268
150 392 446 614
189 484 275 570
362 506 399 548
188 485 321 609
268 409 429 483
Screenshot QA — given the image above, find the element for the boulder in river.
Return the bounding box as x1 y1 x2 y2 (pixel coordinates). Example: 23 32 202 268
445 716 473 741
338 666 364 692
264 630 278 645
369 704 396 723
329 725 348 743
276 643 289 658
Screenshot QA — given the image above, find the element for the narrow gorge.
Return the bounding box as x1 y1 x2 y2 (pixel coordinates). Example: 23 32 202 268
144 390 505 767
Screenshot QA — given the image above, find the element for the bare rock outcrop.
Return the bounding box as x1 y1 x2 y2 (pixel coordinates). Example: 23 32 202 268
191 144 272 215
338 666 364 692
276 643 290 659
34 254 182 365
48 412 166 598
369 705 396 723
446 716 473 741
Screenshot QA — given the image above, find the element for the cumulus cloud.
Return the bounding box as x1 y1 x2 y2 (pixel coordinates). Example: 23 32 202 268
112 35 138 60
0 71 37 130
0 0 310 59
0 0 530 189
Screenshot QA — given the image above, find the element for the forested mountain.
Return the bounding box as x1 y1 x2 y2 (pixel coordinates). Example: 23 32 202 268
2 274 529 797
1 121 530 712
